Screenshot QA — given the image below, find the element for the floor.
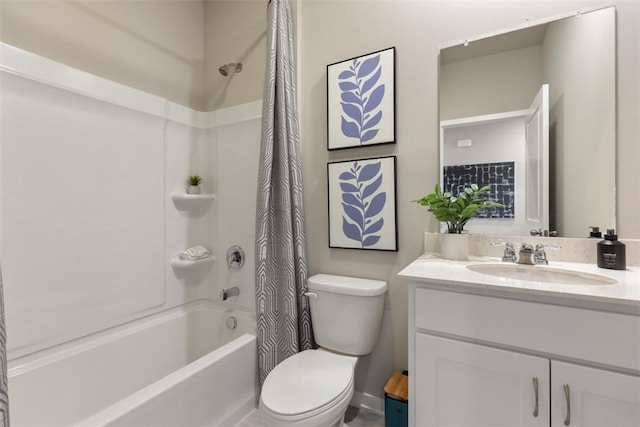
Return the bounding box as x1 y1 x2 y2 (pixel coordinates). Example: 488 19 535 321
236 406 385 427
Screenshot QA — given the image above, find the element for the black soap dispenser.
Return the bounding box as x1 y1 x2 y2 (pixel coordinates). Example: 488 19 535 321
597 229 626 270
589 226 602 238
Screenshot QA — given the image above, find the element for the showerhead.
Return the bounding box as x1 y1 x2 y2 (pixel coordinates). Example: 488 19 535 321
218 62 243 76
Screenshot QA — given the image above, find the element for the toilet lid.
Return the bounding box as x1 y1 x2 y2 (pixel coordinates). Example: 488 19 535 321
260 350 354 418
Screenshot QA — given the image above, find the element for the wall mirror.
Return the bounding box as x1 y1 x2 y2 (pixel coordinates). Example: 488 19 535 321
439 6 616 238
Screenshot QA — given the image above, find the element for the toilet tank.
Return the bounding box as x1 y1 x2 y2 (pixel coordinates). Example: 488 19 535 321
307 274 387 356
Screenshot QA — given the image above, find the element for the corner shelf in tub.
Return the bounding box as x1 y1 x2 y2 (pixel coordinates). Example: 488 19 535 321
171 256 216 269
170 192 216 213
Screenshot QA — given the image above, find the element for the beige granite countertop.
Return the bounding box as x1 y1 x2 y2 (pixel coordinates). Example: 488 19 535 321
399 254 640 309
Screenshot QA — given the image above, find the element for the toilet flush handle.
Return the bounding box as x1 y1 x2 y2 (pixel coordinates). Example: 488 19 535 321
304 292 318 300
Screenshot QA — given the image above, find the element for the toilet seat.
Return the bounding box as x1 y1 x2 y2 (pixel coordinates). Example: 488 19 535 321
260 350 355 422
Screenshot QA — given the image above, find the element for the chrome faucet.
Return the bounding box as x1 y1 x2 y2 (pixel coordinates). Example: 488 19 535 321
220 286 240 301
517 243 535 265
494 241 561 265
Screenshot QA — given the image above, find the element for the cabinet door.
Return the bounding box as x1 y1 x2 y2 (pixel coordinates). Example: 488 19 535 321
415 334 549 426
551 361 640 427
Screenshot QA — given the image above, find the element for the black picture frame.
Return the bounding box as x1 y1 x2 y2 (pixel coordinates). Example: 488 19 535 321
327 155 398 251
326 47 396 151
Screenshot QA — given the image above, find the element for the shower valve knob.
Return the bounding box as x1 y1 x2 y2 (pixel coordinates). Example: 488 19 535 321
226 245 245 269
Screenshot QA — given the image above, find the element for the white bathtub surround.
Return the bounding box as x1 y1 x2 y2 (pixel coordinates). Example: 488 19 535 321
424 232 640 266
1 42 261 362
8 301 256 426
255 0 314 387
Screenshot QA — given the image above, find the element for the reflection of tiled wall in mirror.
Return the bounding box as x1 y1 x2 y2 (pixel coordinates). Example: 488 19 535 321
443 162 515 219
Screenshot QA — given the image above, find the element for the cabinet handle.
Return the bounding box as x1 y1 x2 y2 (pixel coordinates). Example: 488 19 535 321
532 377 539 417
563 383 571 426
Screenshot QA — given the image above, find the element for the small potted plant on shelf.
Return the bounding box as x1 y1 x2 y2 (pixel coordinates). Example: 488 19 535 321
414 183 502 260
187 174 202 195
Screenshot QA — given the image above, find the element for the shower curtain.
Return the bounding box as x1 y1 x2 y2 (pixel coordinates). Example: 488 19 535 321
0 264 8 426
255 0 314 386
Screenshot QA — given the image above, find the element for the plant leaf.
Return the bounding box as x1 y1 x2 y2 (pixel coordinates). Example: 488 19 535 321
358 162 381 182
362 235 381 247
341 117 360 139
365 192 386 217
339 171 355 180
361 129 379 143
340 102 362 125
363 85 385 114
364 217 384 235
341 92 361 105
357 54 381 79
342 193 363 209
339 81 358 92
361 66 382 95
342 217 362 242
342 203 364 226
363 110 383 131
339 182 358 193
338 70 355 80
362 174 383 199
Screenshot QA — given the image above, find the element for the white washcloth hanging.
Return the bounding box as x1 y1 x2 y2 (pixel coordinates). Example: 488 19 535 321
179 245 210 260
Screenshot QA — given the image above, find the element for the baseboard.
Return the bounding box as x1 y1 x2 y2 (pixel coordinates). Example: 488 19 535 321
350 391 385 417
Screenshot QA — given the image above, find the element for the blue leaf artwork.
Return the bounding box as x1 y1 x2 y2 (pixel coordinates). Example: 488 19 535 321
339 161 386 247
338 54 385 144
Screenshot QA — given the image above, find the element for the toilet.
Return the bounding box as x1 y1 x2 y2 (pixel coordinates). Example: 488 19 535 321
259 274 387 427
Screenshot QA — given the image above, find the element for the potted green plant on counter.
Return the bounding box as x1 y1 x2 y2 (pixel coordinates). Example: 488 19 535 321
414 183 503 259
187 174 202 195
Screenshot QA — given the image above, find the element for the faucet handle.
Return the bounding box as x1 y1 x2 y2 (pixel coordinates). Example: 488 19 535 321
535 243 562 251
491 241 517 262
533 243 562 265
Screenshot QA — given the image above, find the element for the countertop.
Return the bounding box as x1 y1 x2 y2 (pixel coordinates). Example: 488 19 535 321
399 254 640 310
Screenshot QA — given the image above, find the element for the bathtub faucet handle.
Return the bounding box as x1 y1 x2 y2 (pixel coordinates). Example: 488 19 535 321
221 286 240 301
226 245 245 270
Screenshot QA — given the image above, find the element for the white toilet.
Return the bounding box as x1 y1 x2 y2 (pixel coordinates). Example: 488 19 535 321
259 274 387 427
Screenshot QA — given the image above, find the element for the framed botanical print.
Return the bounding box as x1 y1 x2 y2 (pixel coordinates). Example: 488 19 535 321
327 156 397 251
327 47 396 150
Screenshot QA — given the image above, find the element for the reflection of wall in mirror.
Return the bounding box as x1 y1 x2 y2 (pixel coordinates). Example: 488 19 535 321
442 116 531 235
543 8 616 238
440 7 616 237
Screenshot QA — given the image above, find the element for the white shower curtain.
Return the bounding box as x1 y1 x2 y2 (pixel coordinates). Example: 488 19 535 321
255 0 314 387
0 263 8 426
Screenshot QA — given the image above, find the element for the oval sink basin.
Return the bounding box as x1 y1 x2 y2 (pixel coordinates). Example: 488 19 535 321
466 263 617 285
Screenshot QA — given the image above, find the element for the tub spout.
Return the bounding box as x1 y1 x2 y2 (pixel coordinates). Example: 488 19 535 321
220 286 240 301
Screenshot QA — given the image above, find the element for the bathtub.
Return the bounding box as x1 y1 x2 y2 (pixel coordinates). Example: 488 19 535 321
8 301 258 426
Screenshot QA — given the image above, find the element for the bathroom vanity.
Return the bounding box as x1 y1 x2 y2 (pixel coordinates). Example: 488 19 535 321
399 256 640 427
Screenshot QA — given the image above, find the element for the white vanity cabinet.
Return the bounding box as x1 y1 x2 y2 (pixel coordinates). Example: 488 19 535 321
406 280 640 427
416 333 550 426
550 361 640 427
